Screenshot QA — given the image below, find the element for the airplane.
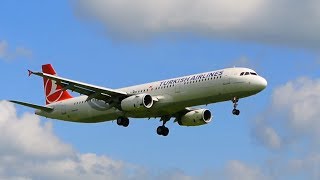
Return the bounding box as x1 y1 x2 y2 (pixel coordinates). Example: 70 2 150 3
10 64 267 136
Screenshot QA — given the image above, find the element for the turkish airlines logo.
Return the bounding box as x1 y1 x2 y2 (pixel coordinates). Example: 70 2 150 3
45 78 64 104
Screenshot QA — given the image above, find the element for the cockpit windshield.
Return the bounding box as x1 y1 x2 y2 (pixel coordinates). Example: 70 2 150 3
240 72 258 76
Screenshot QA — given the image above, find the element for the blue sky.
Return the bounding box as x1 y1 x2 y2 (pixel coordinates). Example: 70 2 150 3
1 1 320 179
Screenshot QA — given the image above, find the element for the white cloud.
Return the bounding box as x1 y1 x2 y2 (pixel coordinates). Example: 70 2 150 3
0 40 33 61
250 77 320 179
252 123 282 150
225 161 270 180
230 56 251 67
230 56 261 69
252 77 320 150
3 100 256 180
272 77 320 138
0 101 283 180
155 170 193 180
0 101 135 180
74 0 320 48
0 40 8 59
287 154 320 179
15 47 33 59
0 101 73 158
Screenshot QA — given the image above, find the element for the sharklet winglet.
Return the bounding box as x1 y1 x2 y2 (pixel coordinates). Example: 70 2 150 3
28 70 34 77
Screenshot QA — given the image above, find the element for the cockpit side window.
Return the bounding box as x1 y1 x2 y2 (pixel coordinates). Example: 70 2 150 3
245 72 250 75
250 72 257 76
240 72 244 76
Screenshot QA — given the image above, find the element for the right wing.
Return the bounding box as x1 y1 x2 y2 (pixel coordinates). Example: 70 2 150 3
29 70 128 102
9 100 53 112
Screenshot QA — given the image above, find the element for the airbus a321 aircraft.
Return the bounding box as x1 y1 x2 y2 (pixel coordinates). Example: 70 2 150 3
10 64 267 136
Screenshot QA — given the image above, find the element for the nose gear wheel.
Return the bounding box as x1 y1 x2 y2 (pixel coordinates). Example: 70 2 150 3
232 97 240 116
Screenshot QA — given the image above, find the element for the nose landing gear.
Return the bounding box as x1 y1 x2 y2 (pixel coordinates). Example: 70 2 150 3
232 97 240 116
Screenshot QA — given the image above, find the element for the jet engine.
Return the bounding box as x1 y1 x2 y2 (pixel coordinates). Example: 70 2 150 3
177 109 212 126
121 94 154 112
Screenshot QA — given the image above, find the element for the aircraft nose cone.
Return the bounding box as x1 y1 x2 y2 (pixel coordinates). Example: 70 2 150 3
256 77 267 91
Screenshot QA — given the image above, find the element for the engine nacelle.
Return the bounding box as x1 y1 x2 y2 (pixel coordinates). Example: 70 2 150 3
121 94 154 112
178 109 212 126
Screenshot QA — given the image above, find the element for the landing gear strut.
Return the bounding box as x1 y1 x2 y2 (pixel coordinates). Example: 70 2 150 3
157 116 170 136
117 117 130 127
232 97 240 116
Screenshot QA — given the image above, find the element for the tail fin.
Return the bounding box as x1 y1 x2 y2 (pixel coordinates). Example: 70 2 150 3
42 64 73 105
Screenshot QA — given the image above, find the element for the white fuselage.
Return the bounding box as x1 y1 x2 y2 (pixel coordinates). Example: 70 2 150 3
36 67 267 123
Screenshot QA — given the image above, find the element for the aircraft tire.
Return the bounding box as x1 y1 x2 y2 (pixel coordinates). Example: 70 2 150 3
157 126 169 136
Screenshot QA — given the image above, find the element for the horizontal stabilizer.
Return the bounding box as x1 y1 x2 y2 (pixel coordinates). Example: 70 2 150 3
9 100 54 112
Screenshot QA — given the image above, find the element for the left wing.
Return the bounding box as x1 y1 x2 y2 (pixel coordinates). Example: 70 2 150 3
29 70 128 102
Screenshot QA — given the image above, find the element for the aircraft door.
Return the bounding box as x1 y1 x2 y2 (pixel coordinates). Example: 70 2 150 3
222 75 231 94
223 75 231 85
175 82 181 93
61 105 67 115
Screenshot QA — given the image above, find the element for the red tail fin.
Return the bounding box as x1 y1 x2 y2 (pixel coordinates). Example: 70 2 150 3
42 64 73 105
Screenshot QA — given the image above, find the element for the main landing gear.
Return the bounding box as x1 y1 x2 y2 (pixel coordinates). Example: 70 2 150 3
232 97 240 116
117 117 130 127
157 116 170 136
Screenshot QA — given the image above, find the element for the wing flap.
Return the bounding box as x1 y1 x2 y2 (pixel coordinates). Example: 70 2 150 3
9 100 54 112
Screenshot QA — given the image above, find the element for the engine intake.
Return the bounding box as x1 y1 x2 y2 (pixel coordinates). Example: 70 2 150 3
121 94 153 112
178 109 212 126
